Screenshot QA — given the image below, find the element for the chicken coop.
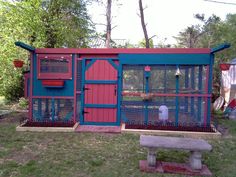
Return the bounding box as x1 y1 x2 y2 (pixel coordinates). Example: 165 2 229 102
15 41 229 131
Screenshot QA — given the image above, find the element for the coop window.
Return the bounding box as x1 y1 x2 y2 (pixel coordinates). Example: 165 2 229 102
38 54 72 79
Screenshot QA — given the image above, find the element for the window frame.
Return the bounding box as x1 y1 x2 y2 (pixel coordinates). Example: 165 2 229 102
37 54 72 79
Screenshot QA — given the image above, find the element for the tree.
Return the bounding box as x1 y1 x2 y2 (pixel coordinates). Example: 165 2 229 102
138 38 154 48
0 0 44 101
0 0 94 101
92 0 120 48
174 25 202 48
138 0 149 48
175 13 236 101
174 14 221 48
105 0 112 48
41 0 94 48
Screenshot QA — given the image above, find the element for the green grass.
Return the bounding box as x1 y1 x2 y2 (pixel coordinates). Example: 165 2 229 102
0 113 236 177
0 96 6 109
0 96 12 110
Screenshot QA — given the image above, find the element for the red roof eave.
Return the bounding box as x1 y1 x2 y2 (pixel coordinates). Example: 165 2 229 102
35 48 211 54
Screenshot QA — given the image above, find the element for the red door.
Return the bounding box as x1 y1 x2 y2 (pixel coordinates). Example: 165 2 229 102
82 59 118 124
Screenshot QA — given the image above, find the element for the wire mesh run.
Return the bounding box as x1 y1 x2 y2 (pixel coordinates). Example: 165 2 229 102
32 98 74 126
76 94 81 122
122 96 210 130
122 64 211 131
123 65 145 92
77 60 82 91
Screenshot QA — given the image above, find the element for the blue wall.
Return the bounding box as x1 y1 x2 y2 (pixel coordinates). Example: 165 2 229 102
32 54 75 97
119 54 211 65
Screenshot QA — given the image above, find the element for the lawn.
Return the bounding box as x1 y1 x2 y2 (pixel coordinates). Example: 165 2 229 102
0 112 236 177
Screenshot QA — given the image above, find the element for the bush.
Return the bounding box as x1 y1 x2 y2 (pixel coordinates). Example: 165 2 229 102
1 72 24 103
18 97 29 109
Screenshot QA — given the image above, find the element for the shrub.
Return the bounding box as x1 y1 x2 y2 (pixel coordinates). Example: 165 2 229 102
1 72 24 103
18 97 29 109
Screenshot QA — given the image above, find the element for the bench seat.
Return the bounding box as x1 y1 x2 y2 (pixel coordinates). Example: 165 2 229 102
140 135 212 170
140 135 212 151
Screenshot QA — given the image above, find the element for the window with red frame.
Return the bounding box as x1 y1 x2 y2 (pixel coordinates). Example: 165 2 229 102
38 55 72 79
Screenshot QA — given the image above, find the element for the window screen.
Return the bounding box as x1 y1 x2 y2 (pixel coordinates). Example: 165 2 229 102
40 58 69 73
38 54 72 79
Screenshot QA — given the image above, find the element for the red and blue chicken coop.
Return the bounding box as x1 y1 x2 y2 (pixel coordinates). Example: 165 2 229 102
15 41 230 131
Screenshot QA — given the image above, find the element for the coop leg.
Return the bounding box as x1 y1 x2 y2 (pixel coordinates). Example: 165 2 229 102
189 151 202 170
147 148 156 167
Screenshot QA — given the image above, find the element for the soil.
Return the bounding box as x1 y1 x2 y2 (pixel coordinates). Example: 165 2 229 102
0 111 75 127
0 111 27 123
22 121 75 127
125 124 216 132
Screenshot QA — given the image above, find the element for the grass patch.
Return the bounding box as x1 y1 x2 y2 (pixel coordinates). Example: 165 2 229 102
0 112 236 177
0 96 5 105
0 96 12 110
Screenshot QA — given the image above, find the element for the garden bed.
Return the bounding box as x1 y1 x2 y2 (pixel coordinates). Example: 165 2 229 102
121 124 221 139
125 124 215 132
22 121 75 127
16 121 78 132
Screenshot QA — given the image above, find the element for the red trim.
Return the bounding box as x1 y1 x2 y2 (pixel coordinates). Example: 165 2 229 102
24 76 27 98
80 54 118 59
29 53 33 121
32 96 74 99
24 73 30 98
37 54 72 79
36 48 211 54
122 92 211 97
73 57 77 123
204 66 210 125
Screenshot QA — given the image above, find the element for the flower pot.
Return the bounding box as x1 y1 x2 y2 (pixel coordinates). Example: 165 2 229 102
220 64 230 71
13 59 24 68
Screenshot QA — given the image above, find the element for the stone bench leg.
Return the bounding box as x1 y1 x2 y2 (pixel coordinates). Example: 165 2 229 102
147 148 156 167
189 151 202 170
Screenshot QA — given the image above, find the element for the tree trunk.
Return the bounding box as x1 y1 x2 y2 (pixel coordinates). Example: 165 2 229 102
105 0 112 48
139 0 149 48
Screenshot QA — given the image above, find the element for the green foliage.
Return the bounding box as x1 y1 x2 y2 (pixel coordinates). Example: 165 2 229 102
175 13 236 100
174 14 221 48
18 97 29 109
138 38 154 48
0 0 94 102
175 13 236 59
41 0 94 48
1 70 24 103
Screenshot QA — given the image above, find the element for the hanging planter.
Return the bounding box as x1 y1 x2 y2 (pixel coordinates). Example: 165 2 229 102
13 59 24 68
220 63 230 71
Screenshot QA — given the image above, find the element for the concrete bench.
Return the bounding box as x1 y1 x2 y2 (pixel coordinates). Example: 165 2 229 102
140 135 212 170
